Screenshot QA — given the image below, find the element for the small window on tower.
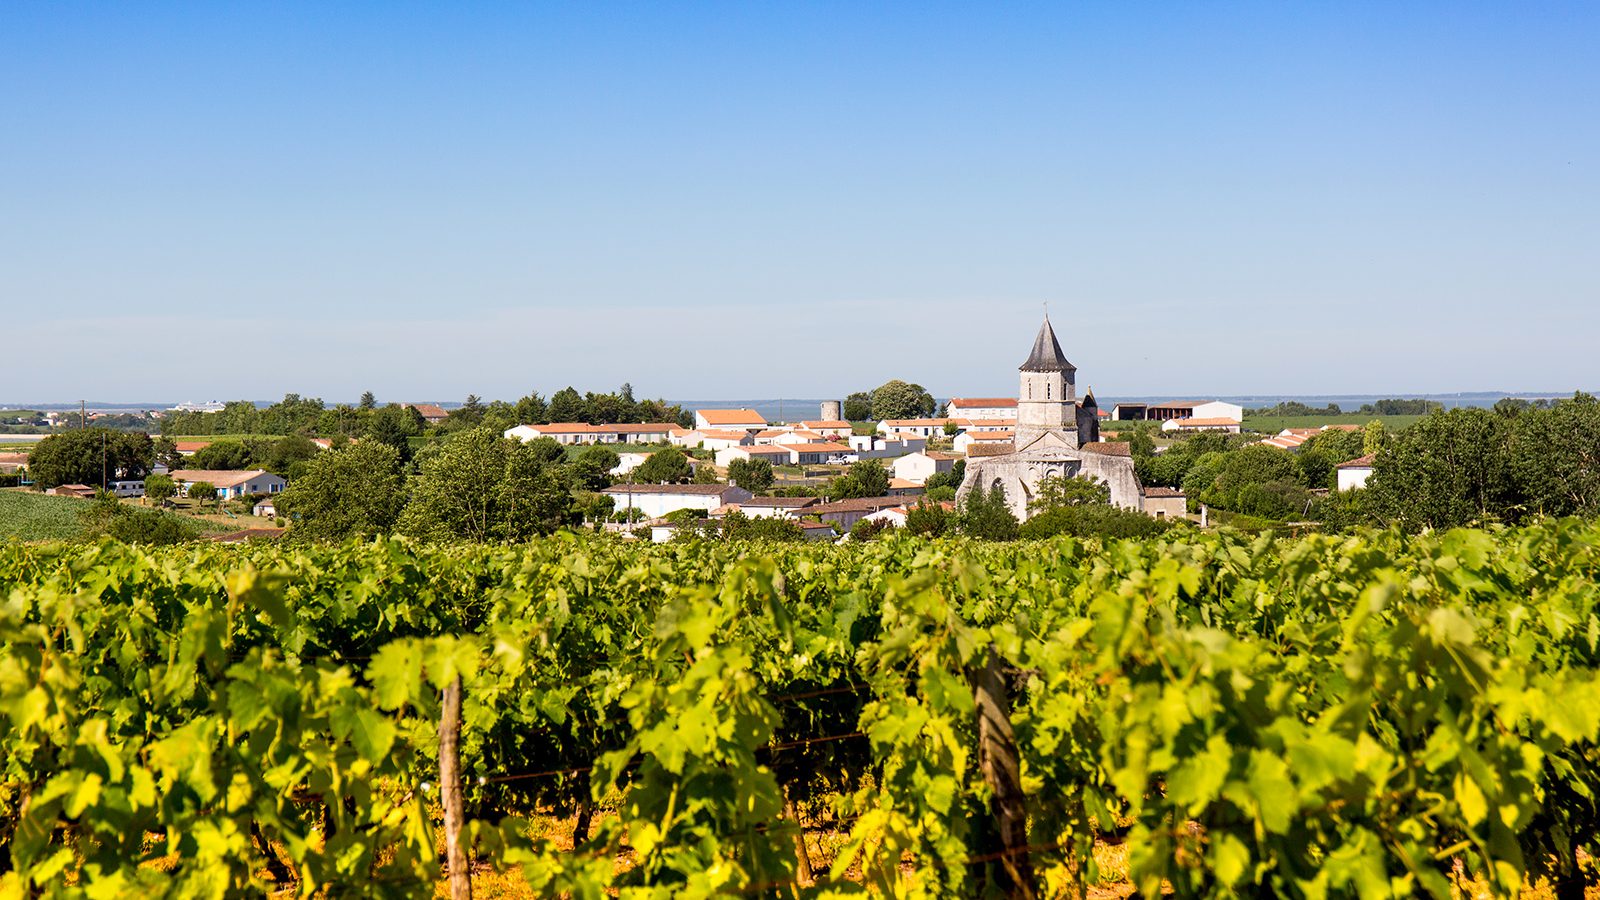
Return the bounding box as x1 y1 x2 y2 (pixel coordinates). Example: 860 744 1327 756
1046 382 1052 400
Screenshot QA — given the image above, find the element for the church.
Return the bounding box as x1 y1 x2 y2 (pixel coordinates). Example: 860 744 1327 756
955 316 1143 518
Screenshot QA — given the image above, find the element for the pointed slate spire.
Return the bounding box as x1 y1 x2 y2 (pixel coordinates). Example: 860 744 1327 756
1019 315 1075 373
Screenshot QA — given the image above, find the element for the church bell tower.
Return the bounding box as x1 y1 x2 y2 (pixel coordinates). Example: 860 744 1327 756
1014 315 1078 450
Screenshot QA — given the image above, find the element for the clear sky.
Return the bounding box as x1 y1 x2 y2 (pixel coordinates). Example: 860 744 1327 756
4 2 1596 403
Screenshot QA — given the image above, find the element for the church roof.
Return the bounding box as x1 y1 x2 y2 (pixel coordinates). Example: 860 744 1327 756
1020 317 1076 373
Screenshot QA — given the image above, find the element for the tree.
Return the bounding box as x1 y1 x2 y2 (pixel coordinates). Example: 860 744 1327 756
144 474 176 505
572 445 621 492
1366 408 1518 530
261 434 321 479
79 494 197 545
277 442 408 542
720 510 805 542
190 441 256 471
359 391 377 411
1507 393 1600 518
188 481 218 507
635 447 693 484
905 501 951 536
398 427 571 542
1028 474 1110 514
842 392 873 422
366 404 423 465
925 459 966 492
26 429 153 489
1363 420 1387 456
1019 503 1169 540
514 392 548 424
152 436 183 471
828 459 890 500
868 380 936 420
956 482 1018 540
727 458 774 493
547 387 586 423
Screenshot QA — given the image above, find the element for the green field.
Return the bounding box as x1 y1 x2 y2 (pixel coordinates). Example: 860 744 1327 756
1241 413 1426 433
0 489 93 541
0 489 237 542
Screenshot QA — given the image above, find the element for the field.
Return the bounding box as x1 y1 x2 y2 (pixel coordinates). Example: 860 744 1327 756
1241 413 1426 432
0 488 238 542
0 489 89 541
5 523 1600 896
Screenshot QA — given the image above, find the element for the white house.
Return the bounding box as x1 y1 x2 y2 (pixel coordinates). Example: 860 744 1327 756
603 483 753 519
715 496 819 519
714 444 793 468
892 451 958 485
1146 400 1246 422
796 420 853 438
848 434 927 459
253 497 278 517
694 409 767 432
876 418 954 438
1336 454 1376 491
1161 418 1241 434
782 442 853 465
954 430 1015 455
683 429 755 452
168 469 287 500
611 452 652 477
946 398 1018 420
505 423 684 446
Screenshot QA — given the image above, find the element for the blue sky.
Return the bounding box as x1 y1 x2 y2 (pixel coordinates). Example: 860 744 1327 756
4 2 1596 403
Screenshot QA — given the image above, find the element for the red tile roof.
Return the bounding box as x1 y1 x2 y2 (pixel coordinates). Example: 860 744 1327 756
1336 454 1376 469
697 409 767 426
948 397 1017 409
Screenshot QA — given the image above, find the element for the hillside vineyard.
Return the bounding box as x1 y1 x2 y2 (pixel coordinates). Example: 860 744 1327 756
4 524 1600 897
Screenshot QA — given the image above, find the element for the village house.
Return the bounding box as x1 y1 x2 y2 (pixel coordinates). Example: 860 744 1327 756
693 409 767 432
504 422 684 446
799 496 908 531
253 497 278 517
168 469 287 500
892 450 958 485
946 398 1018 420
1336 454 1376 491
887 478 925 498
404 403 450 425
714 444 793 468
714 496 819 519
781 442 853 466
876 418 953 438
1141 486 1187 519
795 420 853 438
603 483 753 519
848 434 927 459
1143 400 1246 422
1161 417 1242 434
46 484 97 499
954 430 1015 455
862 500 956 529
0 452 29 474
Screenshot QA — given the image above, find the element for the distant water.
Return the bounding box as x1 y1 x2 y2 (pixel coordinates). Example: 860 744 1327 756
672 392 1576 422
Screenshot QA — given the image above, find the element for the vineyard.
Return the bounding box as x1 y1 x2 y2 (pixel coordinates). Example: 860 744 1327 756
4 522 1600 898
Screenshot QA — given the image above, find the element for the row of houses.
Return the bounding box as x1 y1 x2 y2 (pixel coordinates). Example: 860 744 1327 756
45 469 287 501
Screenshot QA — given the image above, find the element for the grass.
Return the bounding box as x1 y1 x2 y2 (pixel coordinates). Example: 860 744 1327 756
1241 413 1426 433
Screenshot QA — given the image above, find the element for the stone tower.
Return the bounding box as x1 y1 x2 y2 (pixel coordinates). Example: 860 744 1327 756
1014 316 1079 450
820 399 843 422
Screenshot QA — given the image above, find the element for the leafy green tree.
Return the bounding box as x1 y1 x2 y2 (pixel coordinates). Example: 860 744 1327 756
842 392 872 422
398 427 571 542
1028 474 1110 514
572 445 621 492
261 434 321 479
523 437 567 466
905 501 951 536
1507 392 1600 517
277 442 408 542
827 459 890 500
152 436 183 471
1363 420 1386 456
956 482 1018 540
365 404 423 465
925 485 956 503
78 494 197 545
1211 445 1300 508
850 517 893 541
144 473 176 505
190 441 256 471
727 458 774 493
635 447 693 484
358 391 376 411
513 391 548 424
188 481 218 506
547 387 586 423
26 429 153 489
1366 408 1518 530
868 380 937 420
1180 452 1228 503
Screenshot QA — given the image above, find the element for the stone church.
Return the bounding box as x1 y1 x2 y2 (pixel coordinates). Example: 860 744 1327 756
955 317 1142 519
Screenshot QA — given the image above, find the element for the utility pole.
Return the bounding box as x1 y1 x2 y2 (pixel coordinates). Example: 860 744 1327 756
80 399 86 430
101 430 107 491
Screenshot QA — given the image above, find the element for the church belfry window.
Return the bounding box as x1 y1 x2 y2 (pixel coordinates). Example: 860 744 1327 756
1046 382 1051 400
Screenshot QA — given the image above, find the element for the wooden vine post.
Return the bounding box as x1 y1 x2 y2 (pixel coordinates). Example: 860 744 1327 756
439 675 472 900
974 647 1035 899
